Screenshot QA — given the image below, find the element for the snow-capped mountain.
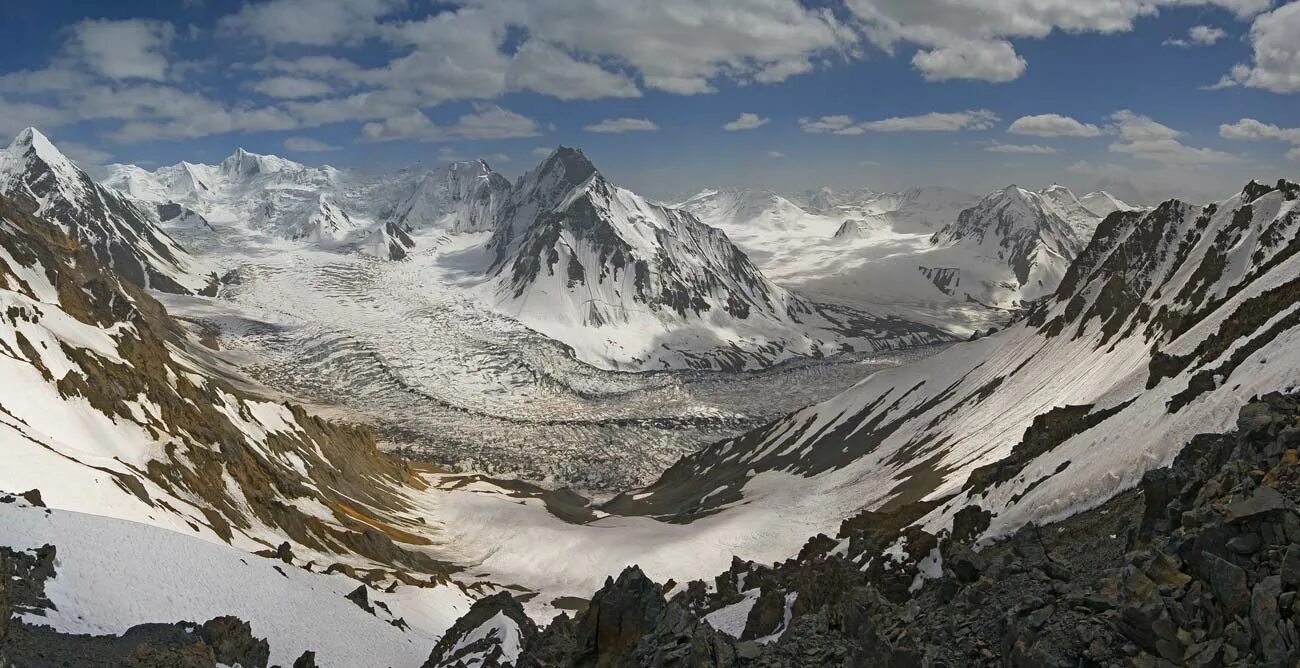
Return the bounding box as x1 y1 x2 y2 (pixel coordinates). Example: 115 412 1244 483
103 149 511 259
103 148 366 242
0 128 206 294
1079 189 1135 218
377 160 511 234
611 179 1300 562
676 187 838 233
0 187 476 663
928 184 1086 303
792 185 980 233
486 148 946 370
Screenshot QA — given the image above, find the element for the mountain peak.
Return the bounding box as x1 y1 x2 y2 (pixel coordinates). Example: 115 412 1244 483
539 146 598 188
4 127 77 174
218 147 299 178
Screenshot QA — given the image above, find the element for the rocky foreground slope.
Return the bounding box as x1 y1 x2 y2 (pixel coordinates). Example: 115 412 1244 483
418 392 1300 667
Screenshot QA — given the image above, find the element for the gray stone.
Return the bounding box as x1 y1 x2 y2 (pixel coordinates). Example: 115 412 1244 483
1224 486 1287 522
1251 575 1288 666
1282 544 1300 587
1203 553 1250 616
1226 533 1262 555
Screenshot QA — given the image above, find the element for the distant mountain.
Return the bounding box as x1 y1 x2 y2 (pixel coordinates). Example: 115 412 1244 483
0 128 206 294
792 185 980 233
611 179 1300 560
379 160 512 234
102 149 513 259
485 148 948 370
677 188 835 233
929 184 1087 303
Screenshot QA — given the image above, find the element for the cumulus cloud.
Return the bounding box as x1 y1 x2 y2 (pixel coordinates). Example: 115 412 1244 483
495 0 858 95
800 110 999 134
1217 3 1300 92
506 41 641 100
361 105 541 143
1008 114 1102 137
985 142 1057 154
68 19 175 81
583 117 660 133
723 113 770 131
1287 147 1300 161
845 0 1271 83
1107 110 1239 165
1164 25 1228 47
283 136 339 152
251 76 333 99
218 0 402 46
912 40 1025 82
1220 118 1300 143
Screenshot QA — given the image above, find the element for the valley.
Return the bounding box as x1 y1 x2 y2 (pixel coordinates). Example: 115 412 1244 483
157 219 943 490
3 125 1298 667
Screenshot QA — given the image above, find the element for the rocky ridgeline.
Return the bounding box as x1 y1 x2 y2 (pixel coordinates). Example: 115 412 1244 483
422 393 1300 667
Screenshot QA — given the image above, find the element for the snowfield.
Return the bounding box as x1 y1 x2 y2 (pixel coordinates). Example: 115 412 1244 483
1 501 469 667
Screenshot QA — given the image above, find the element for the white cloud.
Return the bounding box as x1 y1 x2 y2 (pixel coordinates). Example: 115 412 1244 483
1287 147 1300 161
583 117 660 133
911 40 1026 82
218 0 402 46
1219 3 1300 93
1008 113 1102 137
863 109 999 132
767 150 785 157
496 0 859 95
1220 118 1300 143
506 41 640 100
283 136 339 152
798 115 858 134
68 19 175 81
58 141 113 165
532 146 556 158
985 142 1056 154
1164 25 1228 47
1108 111 1239 165
251 76 333 99
800 110 999 134
846 0 1271 83
360 105 540 143
723 113 770 131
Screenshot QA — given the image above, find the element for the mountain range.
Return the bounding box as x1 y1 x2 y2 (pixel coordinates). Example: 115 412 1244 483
3 125 1299 666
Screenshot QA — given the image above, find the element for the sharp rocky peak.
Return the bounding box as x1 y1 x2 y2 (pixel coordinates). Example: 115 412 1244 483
3 127 79 176
535 146 598 189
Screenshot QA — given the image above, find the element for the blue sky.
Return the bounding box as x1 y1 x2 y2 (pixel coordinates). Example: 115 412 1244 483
2 1 1299 202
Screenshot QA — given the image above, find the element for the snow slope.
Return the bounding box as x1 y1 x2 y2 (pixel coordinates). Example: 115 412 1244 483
0 128 207 293
608 179 1300 558
0 189 474 638
1 501 467 667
